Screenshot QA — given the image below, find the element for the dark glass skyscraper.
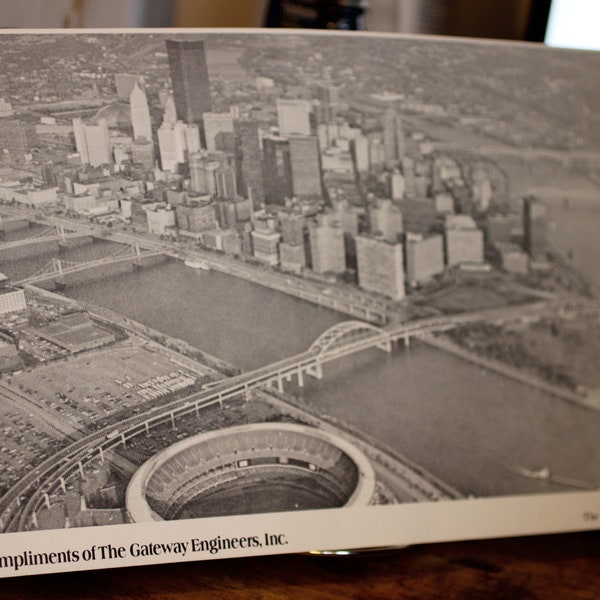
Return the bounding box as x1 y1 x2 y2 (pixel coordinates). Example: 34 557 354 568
166 39 212 129
234 119 265 205
263 135 292 206
523 196 547 260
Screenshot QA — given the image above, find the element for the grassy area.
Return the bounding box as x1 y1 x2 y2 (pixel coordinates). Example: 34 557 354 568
414 275 536 315
448 317 600 392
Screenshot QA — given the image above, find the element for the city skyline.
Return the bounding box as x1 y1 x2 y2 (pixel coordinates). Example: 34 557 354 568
0 30 598 574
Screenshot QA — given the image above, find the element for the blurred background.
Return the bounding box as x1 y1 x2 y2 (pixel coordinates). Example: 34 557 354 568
0 0 597 50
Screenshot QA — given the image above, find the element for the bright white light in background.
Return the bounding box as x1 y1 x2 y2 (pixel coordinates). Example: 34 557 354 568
546 0 600 51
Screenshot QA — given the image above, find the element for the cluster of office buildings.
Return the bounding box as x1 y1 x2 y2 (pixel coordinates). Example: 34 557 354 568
0 38 549 301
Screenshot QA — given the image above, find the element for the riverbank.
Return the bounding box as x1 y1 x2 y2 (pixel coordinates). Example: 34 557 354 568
26 284 237 378
423 334 600 412
257 387 462 503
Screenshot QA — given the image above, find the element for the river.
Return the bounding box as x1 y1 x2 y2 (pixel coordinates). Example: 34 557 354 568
1 225 599 498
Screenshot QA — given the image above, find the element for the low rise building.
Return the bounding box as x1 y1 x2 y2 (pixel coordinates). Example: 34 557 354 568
444 215 484 266
64 193 97 213
0 336 20 372
495 242 529 274
27 187 59 206
34 312 115 354
0 287 27 315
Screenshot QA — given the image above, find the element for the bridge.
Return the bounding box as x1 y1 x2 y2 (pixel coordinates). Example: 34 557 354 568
0 224 99 250
13 244 165 286
0 212 390 323
0 299 562 532
0 212 36 225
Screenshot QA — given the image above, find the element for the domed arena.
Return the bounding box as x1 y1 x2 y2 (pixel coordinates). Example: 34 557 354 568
94 102 131 128
126 423 376 522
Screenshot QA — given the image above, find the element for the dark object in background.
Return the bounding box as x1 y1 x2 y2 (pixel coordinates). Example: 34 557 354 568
524 0 552 41
266 0 370 30
264 0 556 43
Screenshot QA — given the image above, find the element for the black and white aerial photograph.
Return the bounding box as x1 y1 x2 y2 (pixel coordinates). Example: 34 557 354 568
0 29 598 538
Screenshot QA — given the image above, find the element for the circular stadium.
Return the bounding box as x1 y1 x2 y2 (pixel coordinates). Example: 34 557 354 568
126 423 376 522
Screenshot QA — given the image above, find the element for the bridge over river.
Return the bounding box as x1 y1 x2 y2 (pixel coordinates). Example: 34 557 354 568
0 299 563 533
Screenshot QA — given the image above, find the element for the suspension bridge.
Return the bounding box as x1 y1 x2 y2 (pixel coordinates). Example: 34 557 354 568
0 212 36 225
0 224 101 250
13 243 165 286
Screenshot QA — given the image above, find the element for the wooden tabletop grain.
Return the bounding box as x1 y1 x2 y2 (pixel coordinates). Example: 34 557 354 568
3 531 598 599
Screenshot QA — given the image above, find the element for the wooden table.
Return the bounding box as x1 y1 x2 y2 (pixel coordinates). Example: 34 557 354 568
3 531 598 599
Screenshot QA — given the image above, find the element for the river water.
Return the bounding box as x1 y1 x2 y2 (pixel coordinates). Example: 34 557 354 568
1 224 599 498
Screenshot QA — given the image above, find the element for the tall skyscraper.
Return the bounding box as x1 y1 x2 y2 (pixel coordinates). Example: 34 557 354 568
234 119 264 205
166 39 212 132
356 235 405 300
85 120 111 167
523 196 547 260
216 165 237 200
189 152 207 193
157 121 187 172
129 82 152 142
350 134 369 173
132 139 155 169
391 171 405 200
263 135 292 206
405 234 445 285
203 112 235 153
383 108 405 165
72 118 89 164
183 124 201 154
163 93 177 125
73 118 110 167
289 135 321 198
308 220 346 274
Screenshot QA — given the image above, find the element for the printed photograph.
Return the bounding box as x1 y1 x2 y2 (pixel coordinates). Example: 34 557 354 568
0 30 598 536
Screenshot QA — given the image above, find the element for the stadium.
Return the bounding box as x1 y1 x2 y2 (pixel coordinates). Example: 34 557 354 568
126 423 376 521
